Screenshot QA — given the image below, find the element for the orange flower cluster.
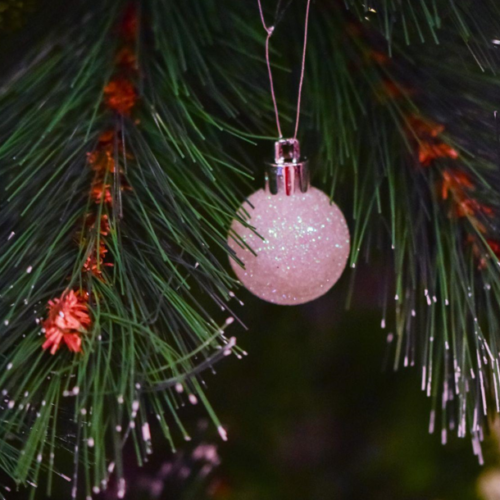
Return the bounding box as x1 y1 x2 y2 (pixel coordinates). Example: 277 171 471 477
104 78 137 116
410 120 495 263
87 212 110 236
443 168 498 268
469 235 500 270
87 131 116 175
42 290 91 354
83 5 138 281
405 117 494 234
409 118 497 266
42 6 140 355
376 80 414 103
84 131 119 279
87 131 118 203
119 3 138 41
419 142 459 166
440 169 492 221
407 116 459 167
116 46 137 69
353 23 499 270
103 6 138 116
441 170 473 200
90 182 113 205
485 240 500 262
83 240 113 277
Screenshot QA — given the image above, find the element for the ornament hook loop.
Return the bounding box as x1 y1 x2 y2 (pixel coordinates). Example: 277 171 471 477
266 138 310 196
274 138 301 163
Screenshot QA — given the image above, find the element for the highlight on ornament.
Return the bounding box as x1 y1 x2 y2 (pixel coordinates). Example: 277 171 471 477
228 139 350 305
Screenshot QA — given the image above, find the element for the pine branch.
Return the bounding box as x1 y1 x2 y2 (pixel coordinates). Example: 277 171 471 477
308 0 500 460
3 0 500 496
0 0 261 495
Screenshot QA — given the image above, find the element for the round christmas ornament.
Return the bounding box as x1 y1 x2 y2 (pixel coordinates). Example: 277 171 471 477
228 0 349 305
228 139 350 305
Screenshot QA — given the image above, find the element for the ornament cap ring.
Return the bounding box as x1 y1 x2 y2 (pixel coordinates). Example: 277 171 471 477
266 138 310 196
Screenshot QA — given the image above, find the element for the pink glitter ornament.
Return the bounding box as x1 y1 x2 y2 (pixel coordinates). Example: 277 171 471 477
228 139 350 305
231 1 349 305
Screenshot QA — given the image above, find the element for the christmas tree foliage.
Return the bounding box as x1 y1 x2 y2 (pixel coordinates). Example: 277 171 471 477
0 0 500 497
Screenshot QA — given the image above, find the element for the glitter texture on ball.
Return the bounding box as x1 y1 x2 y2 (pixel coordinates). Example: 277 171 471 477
228 187 350 305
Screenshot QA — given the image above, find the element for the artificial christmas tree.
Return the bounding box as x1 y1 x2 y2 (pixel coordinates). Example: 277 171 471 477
1 0 500 498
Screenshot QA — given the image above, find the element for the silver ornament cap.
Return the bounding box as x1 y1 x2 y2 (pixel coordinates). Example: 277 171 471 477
265 138 310 196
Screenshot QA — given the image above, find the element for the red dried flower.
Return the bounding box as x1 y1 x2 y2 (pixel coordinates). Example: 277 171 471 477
408 116 444 138
97 214 111 236
98 130 115 144
85 213 110 236
377 80 412 101
456 198 493 218
418 142 459 166
467 236 500 270
42 290 91 354
103 78 137 115
120 4 138 41
441 170 474 200
83 240 113 278
115 46 137 70
87 148 116 174
406 115 459 167
91 182 113 205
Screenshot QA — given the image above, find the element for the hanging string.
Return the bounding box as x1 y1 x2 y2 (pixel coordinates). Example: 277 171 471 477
257 0 283 138
293 0 311 139
256 0 312 140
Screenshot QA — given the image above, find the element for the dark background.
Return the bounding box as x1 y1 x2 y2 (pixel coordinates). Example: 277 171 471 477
85 263 489 500
1 1 496 499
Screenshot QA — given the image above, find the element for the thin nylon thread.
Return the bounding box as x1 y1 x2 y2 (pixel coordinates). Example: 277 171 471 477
257 0 312 140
